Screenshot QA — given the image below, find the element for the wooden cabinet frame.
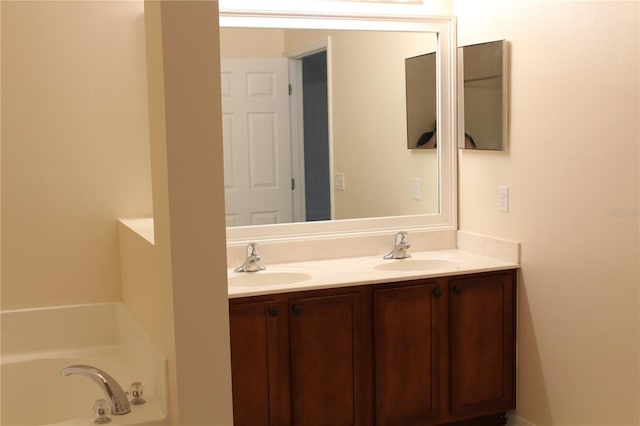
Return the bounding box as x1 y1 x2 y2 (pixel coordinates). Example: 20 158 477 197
229 269 517 426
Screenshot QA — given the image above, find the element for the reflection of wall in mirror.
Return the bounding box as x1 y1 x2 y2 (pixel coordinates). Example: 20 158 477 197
219 28 286 57
287 30 440 220
220 28 441 221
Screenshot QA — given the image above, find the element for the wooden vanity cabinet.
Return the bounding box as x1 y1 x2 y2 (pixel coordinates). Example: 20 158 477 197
229 269 516 426
229 286 370 426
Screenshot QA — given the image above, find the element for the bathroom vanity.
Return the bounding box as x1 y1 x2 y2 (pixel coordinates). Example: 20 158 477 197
228 250 517 426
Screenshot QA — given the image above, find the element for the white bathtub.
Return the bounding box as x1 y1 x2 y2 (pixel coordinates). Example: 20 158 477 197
1 303 169 426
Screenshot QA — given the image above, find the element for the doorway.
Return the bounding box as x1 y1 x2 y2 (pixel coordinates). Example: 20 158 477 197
301 51 330 222
288 39 331 223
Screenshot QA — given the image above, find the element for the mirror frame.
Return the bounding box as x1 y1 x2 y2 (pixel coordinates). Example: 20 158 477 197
220 6 457 243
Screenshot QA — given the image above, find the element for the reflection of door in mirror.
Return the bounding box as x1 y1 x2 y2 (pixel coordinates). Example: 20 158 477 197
221 58 293 227
405 52 437 149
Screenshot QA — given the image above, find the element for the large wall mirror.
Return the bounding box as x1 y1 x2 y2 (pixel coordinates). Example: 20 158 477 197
219 8 457 243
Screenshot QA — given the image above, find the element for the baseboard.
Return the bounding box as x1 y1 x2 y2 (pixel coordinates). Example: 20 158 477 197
508 413 536 426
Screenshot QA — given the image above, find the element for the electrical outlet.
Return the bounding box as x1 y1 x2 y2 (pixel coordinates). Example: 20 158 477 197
498 185 509 212
334 172 345 191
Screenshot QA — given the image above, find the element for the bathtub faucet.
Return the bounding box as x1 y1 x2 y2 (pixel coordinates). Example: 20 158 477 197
61 364 131 415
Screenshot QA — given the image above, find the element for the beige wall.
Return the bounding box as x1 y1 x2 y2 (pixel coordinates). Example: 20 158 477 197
143 1 233 424
455 1 639 424
1 1 152 309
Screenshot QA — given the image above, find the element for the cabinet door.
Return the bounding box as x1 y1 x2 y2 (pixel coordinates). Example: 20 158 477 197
449 271 516 418
288 290 367 426
229 300 281 426
373 282 442 425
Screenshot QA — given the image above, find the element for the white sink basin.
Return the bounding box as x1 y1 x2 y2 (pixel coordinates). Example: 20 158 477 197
228 269 314 287
358 255 460 272
374 258 459 272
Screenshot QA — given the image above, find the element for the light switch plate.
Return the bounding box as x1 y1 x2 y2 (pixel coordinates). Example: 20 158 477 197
334 172 345 191
412 177 421 200
498 185 509 212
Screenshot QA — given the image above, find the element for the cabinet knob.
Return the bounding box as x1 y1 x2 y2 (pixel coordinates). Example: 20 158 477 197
267 307 278 317
433 288 442 298
453 285 463 294
292 305 303 315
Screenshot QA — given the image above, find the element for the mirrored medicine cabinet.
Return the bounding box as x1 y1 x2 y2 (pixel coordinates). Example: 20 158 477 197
406 39 508 151
458 40 508 151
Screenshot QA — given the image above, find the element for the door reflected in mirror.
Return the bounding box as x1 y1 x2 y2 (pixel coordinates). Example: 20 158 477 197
220 28 439 227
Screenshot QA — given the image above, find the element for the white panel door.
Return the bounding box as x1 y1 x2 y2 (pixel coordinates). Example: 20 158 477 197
221 58 292 227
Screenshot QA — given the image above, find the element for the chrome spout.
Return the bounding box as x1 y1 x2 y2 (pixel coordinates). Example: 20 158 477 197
234 242 266 272
383 231 412 260
61 364 131 415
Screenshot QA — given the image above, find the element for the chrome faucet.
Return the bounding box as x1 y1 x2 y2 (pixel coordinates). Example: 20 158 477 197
383 231 412 259
234 242 266 272
61 364 131 415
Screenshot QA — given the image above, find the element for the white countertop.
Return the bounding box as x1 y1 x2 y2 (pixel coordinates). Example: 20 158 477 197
228 249 519 298
115 218 520 299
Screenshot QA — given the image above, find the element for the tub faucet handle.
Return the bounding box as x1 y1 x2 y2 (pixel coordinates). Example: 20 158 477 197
93 399 111 424
129 382 146 405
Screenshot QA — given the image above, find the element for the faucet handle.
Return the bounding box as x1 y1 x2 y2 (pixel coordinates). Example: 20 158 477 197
93 399 111 424
129 382 146 405
395 231 409 244
247 242 259 256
